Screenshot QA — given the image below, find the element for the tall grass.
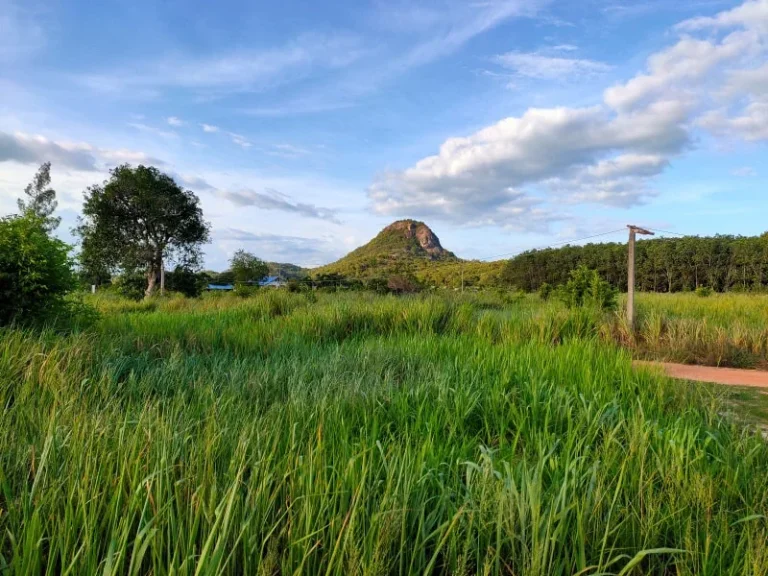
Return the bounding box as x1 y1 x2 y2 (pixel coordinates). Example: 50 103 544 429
1 292 767 574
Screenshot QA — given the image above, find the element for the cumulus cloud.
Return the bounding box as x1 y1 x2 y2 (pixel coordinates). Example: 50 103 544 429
167 116 184 126
369 0 768 228
217 188 341 223
200 123 219 133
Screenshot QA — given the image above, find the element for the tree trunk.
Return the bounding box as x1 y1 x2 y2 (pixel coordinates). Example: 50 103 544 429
145 267 157 298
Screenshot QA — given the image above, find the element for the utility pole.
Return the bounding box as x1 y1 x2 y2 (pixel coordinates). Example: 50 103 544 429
627 225 654 331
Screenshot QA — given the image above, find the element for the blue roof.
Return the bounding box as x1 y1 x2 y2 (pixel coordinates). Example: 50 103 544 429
258 276 280 286
207 284 234 290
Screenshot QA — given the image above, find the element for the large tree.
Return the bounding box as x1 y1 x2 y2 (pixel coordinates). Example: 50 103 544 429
76 165 210 297
18 162 60 232
230 250 268 284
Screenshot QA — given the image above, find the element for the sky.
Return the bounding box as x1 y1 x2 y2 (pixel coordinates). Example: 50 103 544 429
0 0 766 270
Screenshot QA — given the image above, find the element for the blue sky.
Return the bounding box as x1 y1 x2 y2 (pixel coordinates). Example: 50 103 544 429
1 0 766 269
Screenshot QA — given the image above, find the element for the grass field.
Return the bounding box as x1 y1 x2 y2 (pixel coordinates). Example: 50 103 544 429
1 291 767 574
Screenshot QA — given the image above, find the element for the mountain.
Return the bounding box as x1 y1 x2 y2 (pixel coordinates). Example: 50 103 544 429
267 262 308 280
314 220 460 279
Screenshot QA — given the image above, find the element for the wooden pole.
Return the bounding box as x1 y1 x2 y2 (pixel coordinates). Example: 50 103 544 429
627 225 654 331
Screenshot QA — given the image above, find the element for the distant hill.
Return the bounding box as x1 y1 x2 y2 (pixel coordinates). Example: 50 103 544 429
267 262 308 280
314 220 462 279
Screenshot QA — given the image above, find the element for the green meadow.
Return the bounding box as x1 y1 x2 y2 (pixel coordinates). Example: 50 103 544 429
1 291 767 574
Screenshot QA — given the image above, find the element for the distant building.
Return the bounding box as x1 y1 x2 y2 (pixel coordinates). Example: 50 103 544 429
205 276 285 291
258 275 285 288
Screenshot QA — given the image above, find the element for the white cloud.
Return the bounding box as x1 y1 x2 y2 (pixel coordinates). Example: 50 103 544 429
675 0 768 32
494 50 611 80
369 0 768 228
167 116 184 126
200 123 219 133
0 129 165 171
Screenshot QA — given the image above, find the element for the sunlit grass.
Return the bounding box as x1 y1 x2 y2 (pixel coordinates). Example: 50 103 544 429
1 291 767 574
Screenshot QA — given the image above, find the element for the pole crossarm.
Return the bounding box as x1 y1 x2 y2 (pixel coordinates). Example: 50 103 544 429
627 225 655 236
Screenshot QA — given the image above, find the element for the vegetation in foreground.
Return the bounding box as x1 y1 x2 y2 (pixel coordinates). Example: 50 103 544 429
2 291 768 575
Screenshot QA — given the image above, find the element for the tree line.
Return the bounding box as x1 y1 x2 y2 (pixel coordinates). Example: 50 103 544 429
500 234 768 293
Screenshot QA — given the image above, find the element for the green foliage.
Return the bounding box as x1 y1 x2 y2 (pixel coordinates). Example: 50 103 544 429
112 271 147 301
230 249 269 284
315 219 459 281
75 164 210 298
538 281 553 300
17 162 60 232
556 266 617 310
0 214 74 325
502 233 768 293
695 286 714 298
165 266 207 298
386 273 423 294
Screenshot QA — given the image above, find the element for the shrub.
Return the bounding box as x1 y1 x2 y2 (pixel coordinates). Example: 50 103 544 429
538 282 553 300
112 272 147 301
695 286 713 297
0 215 75 325
165 266 207 298
556 266 616 311
387 274 423 294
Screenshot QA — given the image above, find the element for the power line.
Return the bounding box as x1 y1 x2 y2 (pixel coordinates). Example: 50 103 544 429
645 227 689 237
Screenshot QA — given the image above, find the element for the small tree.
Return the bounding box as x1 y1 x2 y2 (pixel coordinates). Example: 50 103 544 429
75 165 210 298
556 266 616 310
18 162 60 232
230 250 269 285
0 214 74 325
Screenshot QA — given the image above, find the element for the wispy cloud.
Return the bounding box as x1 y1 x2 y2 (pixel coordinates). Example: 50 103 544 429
200 123 219 133
218 187 341 223
228 132 252 148
127 122 178 139
76 34 364 96
167 116 184 127
216 228 343 267
493 49 612 80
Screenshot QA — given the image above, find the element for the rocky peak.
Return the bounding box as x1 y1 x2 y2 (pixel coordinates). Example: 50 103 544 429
381 219 447 257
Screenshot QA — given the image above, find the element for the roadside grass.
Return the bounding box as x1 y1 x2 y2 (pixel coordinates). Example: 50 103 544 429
1 291 767 574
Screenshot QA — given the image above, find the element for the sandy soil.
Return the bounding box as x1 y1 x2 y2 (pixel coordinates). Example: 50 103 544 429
635 361 768 388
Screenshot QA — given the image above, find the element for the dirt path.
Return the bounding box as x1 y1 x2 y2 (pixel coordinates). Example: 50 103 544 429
635 361 768 388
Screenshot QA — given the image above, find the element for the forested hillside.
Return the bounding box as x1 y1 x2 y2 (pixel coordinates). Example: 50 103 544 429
501 234 768 292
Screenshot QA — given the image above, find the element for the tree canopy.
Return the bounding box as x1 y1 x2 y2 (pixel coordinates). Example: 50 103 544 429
76 165 210 297
230 250 268 284
18 162 60 232
501 234 768 293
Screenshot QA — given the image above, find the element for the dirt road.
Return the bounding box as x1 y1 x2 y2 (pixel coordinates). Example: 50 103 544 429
635 361 768 388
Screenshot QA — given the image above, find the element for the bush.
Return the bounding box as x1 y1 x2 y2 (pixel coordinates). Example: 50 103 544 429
538 282 553 300
387 274 423 294
556 266 616 311
695 286 713 297
112 272 147 301
165 266 207 298
0 215 75 325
